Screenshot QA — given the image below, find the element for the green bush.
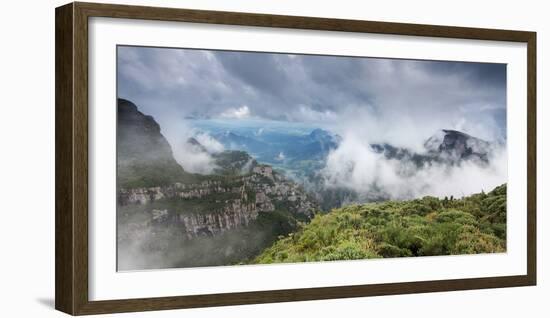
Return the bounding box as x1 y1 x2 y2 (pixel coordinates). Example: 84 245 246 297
253 184 507 264
377 243 413 258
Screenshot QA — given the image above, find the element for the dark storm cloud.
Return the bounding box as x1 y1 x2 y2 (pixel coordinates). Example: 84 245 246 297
117 46 507 144
215 52 291 99
423 60 506 87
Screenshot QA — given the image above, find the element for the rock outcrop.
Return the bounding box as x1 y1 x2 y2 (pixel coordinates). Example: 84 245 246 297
116 99 320 269
118 166 317 239
372 129 495 167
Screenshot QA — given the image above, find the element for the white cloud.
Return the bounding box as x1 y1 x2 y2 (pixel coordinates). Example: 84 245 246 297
156 118 223 175
194 133 224 153
119 47 506 147
220 105 251 119
282 104 339 123
118 46 508 196
173 146 218 175
322 131 507 200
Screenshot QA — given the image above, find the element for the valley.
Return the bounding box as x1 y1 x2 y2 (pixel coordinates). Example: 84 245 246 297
117 99 318 269
117 98 507 270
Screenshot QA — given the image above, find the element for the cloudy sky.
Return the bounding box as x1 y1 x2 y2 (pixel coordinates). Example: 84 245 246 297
118 45 508 198
118 45 506 148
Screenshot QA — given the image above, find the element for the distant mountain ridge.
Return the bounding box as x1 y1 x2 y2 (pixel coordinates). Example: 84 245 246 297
202 125 500 211
372 129 495 167
428 129 493 162
212 127 341 165
309 129 501 210
116 98 507 269
210 126 495 172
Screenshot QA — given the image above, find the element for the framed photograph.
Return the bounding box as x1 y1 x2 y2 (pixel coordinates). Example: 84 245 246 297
55 2 536 315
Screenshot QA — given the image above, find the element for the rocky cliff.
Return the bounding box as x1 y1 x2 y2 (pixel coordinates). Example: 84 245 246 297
372 129 496 167
117 98 198 187
118 165 317 239
116 99 319 269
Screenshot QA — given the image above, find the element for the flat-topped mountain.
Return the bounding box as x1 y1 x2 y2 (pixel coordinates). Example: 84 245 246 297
372 129 495 167
425 129 492 162
314 129 501 210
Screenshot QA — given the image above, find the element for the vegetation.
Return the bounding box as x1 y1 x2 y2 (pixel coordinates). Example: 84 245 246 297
170 209 301 268
118 192 243 218
118 209 301 269
252 184 506 264
116 99 509 270
117 159 253 189
117 159 202 188
213 150 256 176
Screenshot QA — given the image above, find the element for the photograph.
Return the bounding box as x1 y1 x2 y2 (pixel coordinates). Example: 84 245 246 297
116 45 508 271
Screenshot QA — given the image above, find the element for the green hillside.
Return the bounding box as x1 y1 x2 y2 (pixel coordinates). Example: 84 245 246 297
253 184 506 264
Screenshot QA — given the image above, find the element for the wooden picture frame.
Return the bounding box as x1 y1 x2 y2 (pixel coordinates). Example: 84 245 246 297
55 2 536 315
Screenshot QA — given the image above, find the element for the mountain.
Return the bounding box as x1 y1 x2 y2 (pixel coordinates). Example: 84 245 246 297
309 128 342 145
370 143 433 168
213 131 269 154
211 128 340 158
210 127 341 181
309 128 331 140
212 150 258 175
117 99 319 270
207 126 499 212
185 137 259 176
253 184 506 264
210 127 493 175
118 164 319 269
426 129 492 163
285 128 341 161
117 98 198 188
186 137 208 153
116 101 506 269
310 129 501 210
371 129 494 167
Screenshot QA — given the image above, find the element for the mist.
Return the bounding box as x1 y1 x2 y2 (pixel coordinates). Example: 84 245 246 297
318 105 507 201
117 212 287 270
117 45 508 198
321 131 506 200
158 118 224 174
116 46 509 270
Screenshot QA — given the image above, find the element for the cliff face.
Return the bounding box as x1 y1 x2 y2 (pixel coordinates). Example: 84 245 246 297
117 98 196 188
437 129 492 162
118 166 317 239
118 98 174 161
371 129 495 168
116 99 319 269
424 129 493 163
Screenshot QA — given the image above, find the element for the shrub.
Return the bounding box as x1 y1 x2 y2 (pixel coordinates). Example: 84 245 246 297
377 243 412 258
253 184 507 264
